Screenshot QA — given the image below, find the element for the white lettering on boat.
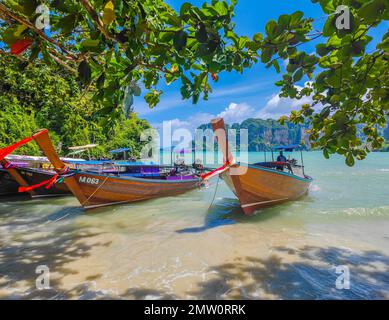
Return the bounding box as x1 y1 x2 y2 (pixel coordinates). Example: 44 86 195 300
79 176 100 185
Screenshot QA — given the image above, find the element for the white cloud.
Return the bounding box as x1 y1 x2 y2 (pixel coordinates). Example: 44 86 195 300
152 102 254 132
255 94 314 119
151 85 324 138
217 102 255 124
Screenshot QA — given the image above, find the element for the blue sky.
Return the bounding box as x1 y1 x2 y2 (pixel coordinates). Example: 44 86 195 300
132 0 387 131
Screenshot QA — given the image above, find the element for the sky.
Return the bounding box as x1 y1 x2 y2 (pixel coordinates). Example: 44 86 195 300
132 0 387 132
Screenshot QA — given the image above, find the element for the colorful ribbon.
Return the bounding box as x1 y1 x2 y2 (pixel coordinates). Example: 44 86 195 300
200 161 232 181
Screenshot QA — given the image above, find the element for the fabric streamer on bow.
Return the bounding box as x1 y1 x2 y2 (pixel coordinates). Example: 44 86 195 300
0 130 69 193
200 161 232 181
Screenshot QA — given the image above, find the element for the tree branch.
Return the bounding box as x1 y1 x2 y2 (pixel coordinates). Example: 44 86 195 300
78 0 116 41
0 3 77 60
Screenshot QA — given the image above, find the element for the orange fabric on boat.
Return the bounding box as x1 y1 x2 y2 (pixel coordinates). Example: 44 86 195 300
0 129 64 193
18 166 70 193
0 136 34 161
0 129 48 161
200 161 231 181
18 175 58 193
11 38 33 55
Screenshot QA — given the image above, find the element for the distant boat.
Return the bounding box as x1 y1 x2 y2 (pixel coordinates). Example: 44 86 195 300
208 118 313 215
24 129 203 209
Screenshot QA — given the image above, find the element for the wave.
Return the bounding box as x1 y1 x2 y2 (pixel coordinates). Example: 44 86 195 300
309 184 321 192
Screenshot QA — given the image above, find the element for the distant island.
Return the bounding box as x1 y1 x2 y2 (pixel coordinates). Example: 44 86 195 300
198 118 389 152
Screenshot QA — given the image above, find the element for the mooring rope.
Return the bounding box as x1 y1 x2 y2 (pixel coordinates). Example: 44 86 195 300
207 175 220 211
81 174 110 207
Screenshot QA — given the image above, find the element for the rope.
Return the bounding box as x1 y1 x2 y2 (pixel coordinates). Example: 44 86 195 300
200 161 231 181
207 175 220 211
81 174 110 206
18 166 72 193
2 161 15 169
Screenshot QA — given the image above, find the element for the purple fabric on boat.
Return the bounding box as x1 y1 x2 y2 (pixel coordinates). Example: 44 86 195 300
166 175 196 181
0 161 30 168
141 167 160 174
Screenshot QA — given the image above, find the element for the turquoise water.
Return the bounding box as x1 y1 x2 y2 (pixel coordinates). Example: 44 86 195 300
0 152 389 299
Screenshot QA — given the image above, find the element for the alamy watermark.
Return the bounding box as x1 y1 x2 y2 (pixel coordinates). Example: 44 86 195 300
335 5 351 30
35 265 50 290
35 4 50 30
138 121 252 175
335 265 350 290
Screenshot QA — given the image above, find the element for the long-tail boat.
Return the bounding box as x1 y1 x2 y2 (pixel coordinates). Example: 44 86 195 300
1 130 203 209
204 118 312 215
0 158 70 198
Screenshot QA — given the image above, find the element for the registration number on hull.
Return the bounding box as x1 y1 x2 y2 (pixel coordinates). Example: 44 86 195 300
79 176 100 185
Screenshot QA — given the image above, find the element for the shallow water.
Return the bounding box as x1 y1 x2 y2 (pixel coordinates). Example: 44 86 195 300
0 152 389 300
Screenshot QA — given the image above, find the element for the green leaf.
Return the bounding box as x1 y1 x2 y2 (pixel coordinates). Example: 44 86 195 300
293 68 304 82
174 30 188 51
346 152 355 167
180 2 192 16
196 24 208 43
358 0 386 24
318 0 336 14
238 37 249 50
316 44 330 57
214 1 229 16
323 16 335 37
272 60 280 73
103 1 116 25
145 90 162 108
82 39 100 48
290 11 303 25
96 73 105 88
55 14 77 35
253 33 263 43
278 14 291 27
265 20 277 38
78 60 92 84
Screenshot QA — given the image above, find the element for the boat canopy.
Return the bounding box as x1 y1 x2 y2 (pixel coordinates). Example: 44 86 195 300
109 148 131 154
68 144 98 151
273 144 302 152
65 160 113 165
173 148 197 154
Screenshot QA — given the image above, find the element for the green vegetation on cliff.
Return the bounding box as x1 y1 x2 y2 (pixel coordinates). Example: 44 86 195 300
198 118 309 151
0 55 150 157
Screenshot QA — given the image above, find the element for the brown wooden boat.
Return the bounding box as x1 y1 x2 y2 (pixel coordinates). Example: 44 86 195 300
209 118 313 215
29 129 202 209
0 167 19 196
0 159 70 198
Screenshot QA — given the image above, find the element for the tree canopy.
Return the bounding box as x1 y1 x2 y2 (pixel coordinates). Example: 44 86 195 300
0 54 150 157
0 0 388 165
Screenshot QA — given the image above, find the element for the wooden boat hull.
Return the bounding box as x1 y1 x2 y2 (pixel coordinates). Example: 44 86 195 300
222 164 312 215
209 117 312 215
0 169 19 196
0 167 69 198
69 172 200 209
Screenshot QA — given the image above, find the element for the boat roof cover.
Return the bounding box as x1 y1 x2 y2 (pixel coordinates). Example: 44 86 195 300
68 144 98 151
109 148 131 154
273 144 302 151
65 160 158 166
